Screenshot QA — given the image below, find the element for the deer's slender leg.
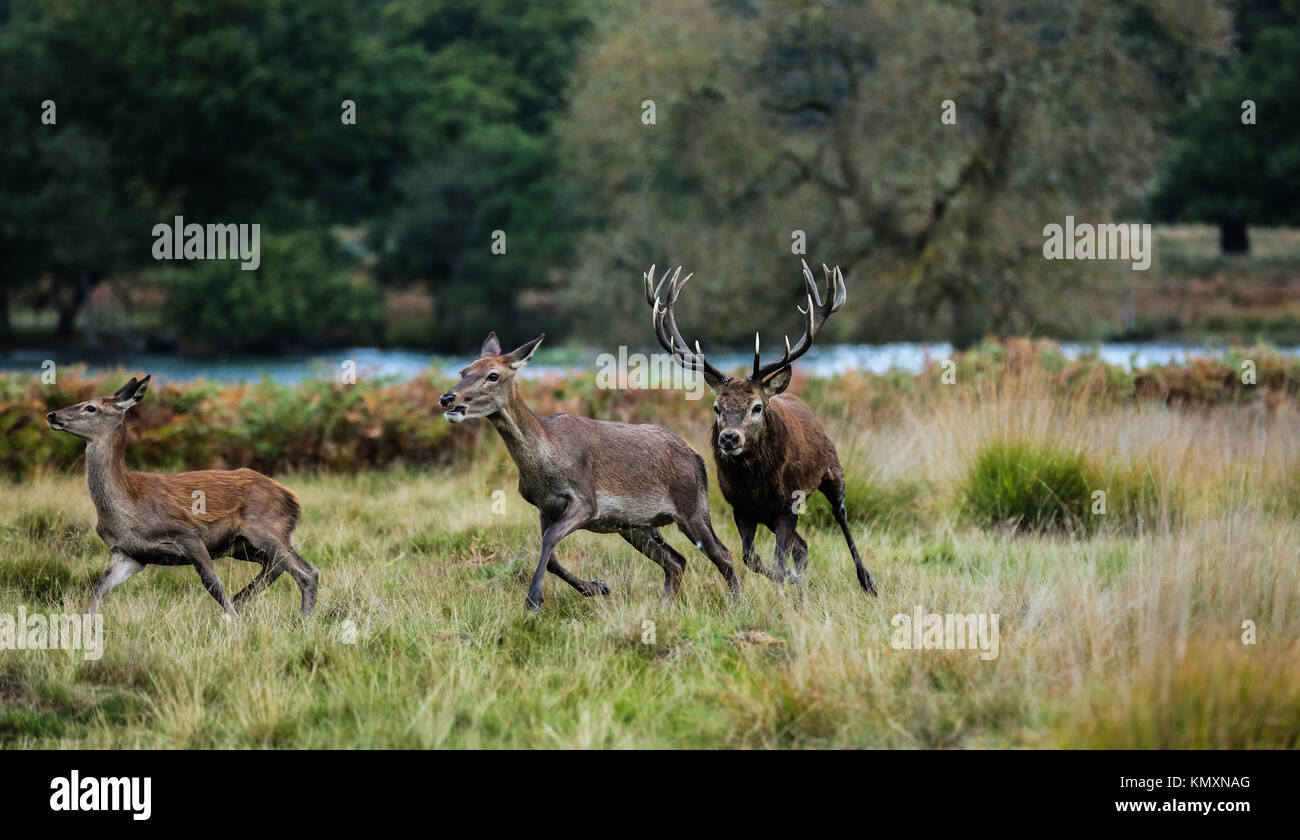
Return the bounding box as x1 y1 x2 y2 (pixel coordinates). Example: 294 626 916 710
733 510 780 581
791 531 809 578
181 537 238 616
231 553 286 610
621 528 684 601
820 475 877 596
87 551 145 613
528 499 594 611
279 547 319 615
772 515 797 583
675 515 741 600
538 513 609 597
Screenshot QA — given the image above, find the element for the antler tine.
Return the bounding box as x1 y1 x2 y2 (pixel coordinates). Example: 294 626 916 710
753 261 846 383
643 264 727 384
751 332 761 381
801 259 824 308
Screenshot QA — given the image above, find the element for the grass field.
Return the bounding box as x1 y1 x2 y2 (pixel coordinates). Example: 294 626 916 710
1 366 1298 748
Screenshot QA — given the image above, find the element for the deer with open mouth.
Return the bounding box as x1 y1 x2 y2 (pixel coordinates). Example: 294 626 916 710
440 332 741 612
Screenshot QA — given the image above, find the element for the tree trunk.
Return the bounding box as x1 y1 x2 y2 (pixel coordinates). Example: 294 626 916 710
55 271 92 338
1219 220 1249 255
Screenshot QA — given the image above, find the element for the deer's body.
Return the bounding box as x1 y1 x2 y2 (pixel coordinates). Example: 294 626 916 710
48 376 318 615
711 394 841 525
645 262 878 594
441 333 741 611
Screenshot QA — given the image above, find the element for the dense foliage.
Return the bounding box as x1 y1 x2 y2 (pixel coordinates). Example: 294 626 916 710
2 339 1294 480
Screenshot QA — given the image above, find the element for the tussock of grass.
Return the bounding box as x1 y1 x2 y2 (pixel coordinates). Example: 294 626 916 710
962 440 1092 533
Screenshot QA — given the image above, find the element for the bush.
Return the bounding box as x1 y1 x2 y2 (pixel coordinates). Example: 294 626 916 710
963 440 1092 533
160 230 382 352
1099 461 1181 534
801 474 921 533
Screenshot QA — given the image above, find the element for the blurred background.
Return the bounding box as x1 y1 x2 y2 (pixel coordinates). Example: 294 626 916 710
1 0 1298 381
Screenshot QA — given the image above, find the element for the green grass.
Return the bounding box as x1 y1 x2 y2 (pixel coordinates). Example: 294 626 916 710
1 360 1297 748
962 440 1093 533
0 456 1295 748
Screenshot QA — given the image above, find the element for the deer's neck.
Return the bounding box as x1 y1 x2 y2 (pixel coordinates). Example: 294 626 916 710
487 387 550 476
85 425 135 519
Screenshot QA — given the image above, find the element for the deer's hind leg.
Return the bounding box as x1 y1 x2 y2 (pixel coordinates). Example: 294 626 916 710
239 529 318 615
674 514 741 600
621 528 685 601
281 547 319 615
229 539 287 611
819 471 877 595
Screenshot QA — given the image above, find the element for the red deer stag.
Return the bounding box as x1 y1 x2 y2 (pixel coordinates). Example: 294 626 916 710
645 263 878 595
439 332 741 612
46 376 318 616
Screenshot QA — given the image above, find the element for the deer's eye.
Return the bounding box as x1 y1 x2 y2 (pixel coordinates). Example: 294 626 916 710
712 404 721 414
487 372 499 382
751 404 763 415
83 405 97 413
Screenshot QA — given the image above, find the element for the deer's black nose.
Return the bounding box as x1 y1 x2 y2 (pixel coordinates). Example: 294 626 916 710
719 431 740 450
439 392 456 407
46 412 56 423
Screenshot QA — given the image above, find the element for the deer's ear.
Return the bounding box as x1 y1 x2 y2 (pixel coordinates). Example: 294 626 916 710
481 332 502 357
503 334 545 370
111 377 139 402
760 366 791 398
115 374 150 410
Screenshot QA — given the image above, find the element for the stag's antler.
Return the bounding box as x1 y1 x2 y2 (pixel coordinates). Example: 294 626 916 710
643 265 729 385
750 259 845 384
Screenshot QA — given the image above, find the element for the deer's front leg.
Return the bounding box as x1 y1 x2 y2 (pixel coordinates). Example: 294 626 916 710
87 550 145 613
772 515 798 583
528 497 594 612
734 511 779 581
180 536 237 617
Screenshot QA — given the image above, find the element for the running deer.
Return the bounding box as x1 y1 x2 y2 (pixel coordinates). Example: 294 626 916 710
46 376 318 616
645 262 878 595
439 332 741 612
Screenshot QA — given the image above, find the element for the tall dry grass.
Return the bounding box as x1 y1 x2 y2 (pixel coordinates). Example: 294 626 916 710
0 349 1296 747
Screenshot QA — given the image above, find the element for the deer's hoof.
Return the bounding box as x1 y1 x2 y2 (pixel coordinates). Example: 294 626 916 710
587 579 611 596
525 594 544 612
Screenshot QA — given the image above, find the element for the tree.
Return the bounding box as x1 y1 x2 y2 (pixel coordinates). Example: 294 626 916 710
1152 0 1300 254
560 0 1231 348
369 0 590 348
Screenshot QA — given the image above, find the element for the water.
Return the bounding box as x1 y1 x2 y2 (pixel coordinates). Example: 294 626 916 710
0 342 1292 385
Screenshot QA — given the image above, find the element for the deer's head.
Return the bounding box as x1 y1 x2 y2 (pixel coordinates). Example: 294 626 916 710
46 375 151 441
644 261 845 457
440 333 543 422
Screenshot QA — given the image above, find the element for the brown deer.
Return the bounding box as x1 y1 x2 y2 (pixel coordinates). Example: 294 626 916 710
46 375 318 616
645 262 878 595
439 332 741 612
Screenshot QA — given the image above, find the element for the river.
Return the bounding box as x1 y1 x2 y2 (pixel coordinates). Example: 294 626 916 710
0 342 1293 384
